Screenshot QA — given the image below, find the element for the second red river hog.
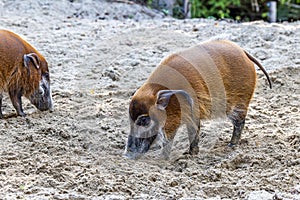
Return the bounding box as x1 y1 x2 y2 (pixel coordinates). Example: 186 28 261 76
124 40 272 160
0 29 53 118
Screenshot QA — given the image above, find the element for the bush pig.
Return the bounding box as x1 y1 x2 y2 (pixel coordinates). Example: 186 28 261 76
0 29 53 118
124 40 272 159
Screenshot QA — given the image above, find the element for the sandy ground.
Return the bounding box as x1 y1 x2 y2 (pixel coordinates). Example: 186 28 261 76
0 0 299 199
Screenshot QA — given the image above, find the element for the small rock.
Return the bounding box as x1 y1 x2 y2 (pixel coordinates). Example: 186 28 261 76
255 50 269 60
170 180 179 187
59 131 71 139
102 68 120 81
291 107 298 112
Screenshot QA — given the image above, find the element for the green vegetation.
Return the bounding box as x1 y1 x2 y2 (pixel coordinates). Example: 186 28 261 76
191 0 240 19
277 0 300 21
133 0 300 21
190 0 300 21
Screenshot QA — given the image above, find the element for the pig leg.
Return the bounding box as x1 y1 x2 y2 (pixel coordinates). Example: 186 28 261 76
9 89 26 117
229 119 245 147
160 139 174 160
187 121 200 155
158 127 178 160
0 93 3 118
228 105 247 147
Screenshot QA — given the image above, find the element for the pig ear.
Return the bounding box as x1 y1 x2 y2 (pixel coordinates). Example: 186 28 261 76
156 90 193 111
24 53 40 69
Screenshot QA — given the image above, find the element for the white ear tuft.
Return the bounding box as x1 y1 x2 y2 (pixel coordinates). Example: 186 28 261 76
24 53 40 69
156 90 193 111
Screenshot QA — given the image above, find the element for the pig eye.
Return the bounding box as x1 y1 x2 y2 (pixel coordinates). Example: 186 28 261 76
136 115 151 127
43 72 49 79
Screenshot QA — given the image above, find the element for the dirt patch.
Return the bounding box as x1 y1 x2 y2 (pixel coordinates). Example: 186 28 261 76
0 0 299 199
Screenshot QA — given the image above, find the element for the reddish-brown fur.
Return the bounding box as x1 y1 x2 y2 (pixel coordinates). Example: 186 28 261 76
0 29 49 117
130 40 271 142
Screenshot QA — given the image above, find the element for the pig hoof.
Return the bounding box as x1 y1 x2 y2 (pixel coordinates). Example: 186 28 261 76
189 146 199 155
228 143 237 148
123 151 142 160
18 112 26 117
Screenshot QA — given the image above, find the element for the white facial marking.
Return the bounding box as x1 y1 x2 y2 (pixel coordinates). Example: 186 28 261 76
49 87 54 111
132 119 156 138
40 75 53 110
150 127 168 149
39 83 45 96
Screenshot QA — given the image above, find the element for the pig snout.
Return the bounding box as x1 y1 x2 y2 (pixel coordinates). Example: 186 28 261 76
124 134 157 160
29 76 53 112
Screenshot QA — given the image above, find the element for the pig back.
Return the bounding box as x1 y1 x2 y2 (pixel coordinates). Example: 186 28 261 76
0 30 42 93
146 40 256 119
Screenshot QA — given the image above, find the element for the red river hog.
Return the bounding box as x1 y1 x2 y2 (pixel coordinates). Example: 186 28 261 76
0 29 53 118
124 40 272 159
